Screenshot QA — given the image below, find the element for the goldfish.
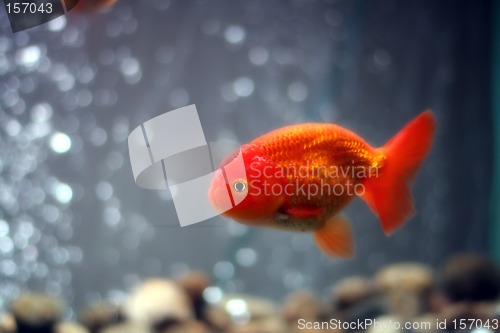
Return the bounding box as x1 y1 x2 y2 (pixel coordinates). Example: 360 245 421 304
208 111 436 258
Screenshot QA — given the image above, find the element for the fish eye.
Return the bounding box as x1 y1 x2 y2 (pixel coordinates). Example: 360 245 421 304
233 180 247 193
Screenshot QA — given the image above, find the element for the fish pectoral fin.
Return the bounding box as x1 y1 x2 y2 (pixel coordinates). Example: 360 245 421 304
313 215 355 259
282 206 324 219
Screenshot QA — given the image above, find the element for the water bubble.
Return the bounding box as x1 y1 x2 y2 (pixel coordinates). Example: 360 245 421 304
122 274 140 290
51 247 70 265
202 19 220 36
23 245 38 261
284 270 304 289
53 183 73 204
121 57 141 84
233 77 254 97
96 182 113 201
287 81 308 102
319 103 338 122
156 46 175 64
235 248 257 267
31 103 53 123
42 205 61 223
225 299 250 325
123 18 138 34
16 46 41 69
214 261 235 280
104 207 121 227
0 237 14 255
5 119 21 136
57 223 73 240
23 186 45 206
4 90 20 109
106 151 124 170
249 47 269 66
95 90 118 106
89 128 108 146
112 118 129 142
0 54 10 75
0 37 11 54
291 234 311 252
62 26 84 47
203 286 223 304
0 221 9 237
7 76 20 90
226 223 248 237
1 260 17 276
99 49 115 66
122 232 140 249
68 246 83 264
77 90 93 108
78 66 95 84
168 88 189 108
224 25 246 44
20 77 36 93
48 16 66 31
107 21 123 38
373 49 391 69
34 263 48 278
49 132 72 154
153 0 171 11
169 262 189 277
15 32 30 47
115 46 131 62
221 83 238 102
273 48 294 65
37 57 51 73
226 299 248 317
54 70 75 92
18 221 34 238
272 245 292 262
471 328 494 333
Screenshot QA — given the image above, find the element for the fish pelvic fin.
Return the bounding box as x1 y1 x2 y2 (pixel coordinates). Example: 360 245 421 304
313 215 354 259
361 110 436 235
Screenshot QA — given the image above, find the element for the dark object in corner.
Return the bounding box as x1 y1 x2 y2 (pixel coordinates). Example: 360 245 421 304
441 254 500 302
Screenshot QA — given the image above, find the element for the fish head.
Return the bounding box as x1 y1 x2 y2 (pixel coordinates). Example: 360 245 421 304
208 144 285 223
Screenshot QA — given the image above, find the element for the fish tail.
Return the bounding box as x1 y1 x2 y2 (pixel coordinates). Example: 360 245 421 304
361 110 436 235
313 215 355 259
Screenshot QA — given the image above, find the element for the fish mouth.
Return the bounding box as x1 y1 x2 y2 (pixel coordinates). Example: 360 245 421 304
208 171 234 215
209 186 227 214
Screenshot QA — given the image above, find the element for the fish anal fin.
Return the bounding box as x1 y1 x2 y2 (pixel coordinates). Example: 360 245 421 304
283 206 323 219
313 215 355 259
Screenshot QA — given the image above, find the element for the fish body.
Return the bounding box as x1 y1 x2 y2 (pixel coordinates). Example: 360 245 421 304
208 111 436 258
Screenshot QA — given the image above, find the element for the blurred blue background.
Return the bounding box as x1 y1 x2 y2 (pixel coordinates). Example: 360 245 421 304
0 0 495 313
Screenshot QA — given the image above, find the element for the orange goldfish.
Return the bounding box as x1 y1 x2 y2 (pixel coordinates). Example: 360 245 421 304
208 111 436 259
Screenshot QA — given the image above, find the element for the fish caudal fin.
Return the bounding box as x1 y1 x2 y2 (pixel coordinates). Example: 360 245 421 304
313 215 354 259
361 110 436 235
